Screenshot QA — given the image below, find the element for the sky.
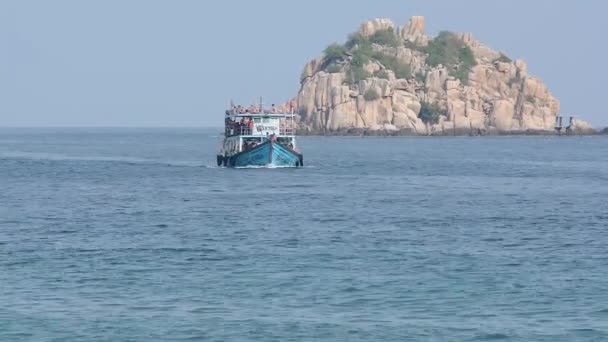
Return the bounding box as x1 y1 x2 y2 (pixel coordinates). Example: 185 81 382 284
1 0 607 127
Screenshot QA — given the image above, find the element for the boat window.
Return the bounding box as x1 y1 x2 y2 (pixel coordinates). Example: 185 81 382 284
263 118 270 123
254 118 261 123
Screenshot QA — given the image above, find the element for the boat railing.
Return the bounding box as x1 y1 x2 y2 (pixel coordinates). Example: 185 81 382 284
224 120 295 137
225 125 252 137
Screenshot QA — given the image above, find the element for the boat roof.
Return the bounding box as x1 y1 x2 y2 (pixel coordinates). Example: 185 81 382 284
226 134 296 139
225 112 295 118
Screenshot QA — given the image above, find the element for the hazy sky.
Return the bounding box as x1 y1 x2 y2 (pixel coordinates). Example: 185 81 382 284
1 0 607 127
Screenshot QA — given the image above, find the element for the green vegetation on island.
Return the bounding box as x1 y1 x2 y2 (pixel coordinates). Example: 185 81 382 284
422 31 476 84
418 102 447 124
322 28 475 86
324 28 412 86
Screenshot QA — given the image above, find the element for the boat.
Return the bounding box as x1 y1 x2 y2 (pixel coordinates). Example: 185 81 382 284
216 102 303 168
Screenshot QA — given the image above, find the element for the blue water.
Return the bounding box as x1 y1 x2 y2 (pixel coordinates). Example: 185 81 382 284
1 128 608 341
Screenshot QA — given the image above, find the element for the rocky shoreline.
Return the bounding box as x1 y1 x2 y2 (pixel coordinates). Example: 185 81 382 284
297 128 600 137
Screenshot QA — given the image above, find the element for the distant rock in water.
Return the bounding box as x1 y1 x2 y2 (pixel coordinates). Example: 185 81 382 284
287 16 594 135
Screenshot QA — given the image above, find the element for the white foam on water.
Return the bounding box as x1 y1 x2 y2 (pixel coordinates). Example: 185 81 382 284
232 164 300 169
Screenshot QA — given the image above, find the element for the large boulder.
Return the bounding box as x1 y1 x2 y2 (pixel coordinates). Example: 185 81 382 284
491 99 515 131
425 67 449 103
358 97 393 129
400 16 427 45
359 78 392 98
358 18 395 37
328 100 361 131
461 32 501 62
300 57 323 82
392 90 421 129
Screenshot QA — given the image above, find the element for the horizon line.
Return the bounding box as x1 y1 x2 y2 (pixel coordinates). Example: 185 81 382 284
0 125 223 129
1 124 607 130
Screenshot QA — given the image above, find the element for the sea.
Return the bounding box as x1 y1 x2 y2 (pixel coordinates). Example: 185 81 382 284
1 127 607 341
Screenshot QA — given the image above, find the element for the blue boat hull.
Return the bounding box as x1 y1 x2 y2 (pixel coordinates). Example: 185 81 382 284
227 141 302 167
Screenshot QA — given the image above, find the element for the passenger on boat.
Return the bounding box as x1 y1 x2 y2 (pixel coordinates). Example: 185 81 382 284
271 104 277 113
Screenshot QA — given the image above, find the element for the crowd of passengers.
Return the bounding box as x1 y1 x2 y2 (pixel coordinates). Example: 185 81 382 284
225 116 254 136
225 116 294 137
229 103 281 115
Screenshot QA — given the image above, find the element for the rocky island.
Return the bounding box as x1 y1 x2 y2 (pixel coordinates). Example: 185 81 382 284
286 17 595 135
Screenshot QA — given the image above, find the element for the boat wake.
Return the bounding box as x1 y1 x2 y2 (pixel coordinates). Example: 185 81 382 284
0 151 204 168
228 164 316 169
